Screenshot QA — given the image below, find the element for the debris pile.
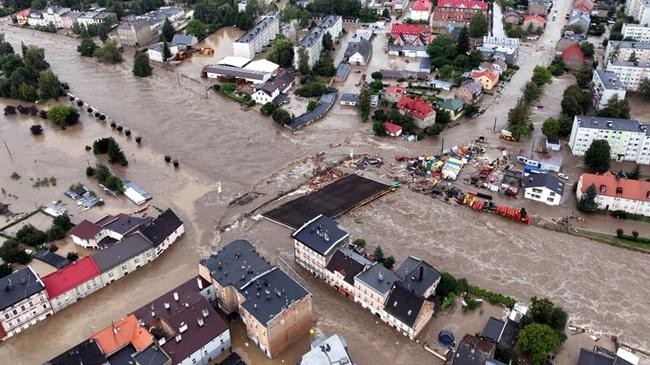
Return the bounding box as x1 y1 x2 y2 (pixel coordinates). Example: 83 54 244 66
308 168 344 189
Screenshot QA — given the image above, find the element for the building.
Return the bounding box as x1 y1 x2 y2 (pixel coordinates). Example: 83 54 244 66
233 12 280 59
409 0 432 21
394 256 441 298
117 21 155 47
578 347 640 365
0 267 53 341
592 70 627 109
60 11 80 29
503 10 522 25
522 14 546 31
354 263 401 314
388 23 431 58
293 15 343 69
568 12 590 32
523 173 565 205
455 79 483 104
384 85 406 102
121 6 185 31
92 232 156 285
340 92 360 106
132 276 229 365
75 9 115 27
16 8 30 25
621 23 650 43
70 213 151 249
46 339 107 365
516 151 563 172
562 43 586 71
380 69 430 80
139 208 185 256
344 38 373 65
382 283 434 339
324 248 372 298
202 57 278 84
568 115 650 164
625 0 650 25
481 317 506 344
471 68 500 91
431 0 489 28
292 215 350 278
528 0 552 15
43 6 71 28
576 172 650 216
605 60 650 91
91 314 154 360
148 35 196 63
252 72 294 105
41 256 104 312
384 122 404 137
606 41 650 65
199 240 313 358
288 92 337 130
477 36 520 63
546 138 561 151
452 334 496 365
299 334 353 365
123 180 152 206
396 95 436 129
575 0 595 12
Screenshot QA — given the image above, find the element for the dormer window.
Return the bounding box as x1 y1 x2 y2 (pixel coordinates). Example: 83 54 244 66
616 187 623 195
600 185 607 193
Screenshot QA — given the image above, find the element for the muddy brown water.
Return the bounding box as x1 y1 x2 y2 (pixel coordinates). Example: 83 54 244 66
0 19 649 364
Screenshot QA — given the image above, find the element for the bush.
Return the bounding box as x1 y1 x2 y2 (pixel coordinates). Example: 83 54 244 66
464 297 479 311
48 105 80 127
30 124 43 135
441 293 457 310
52 214 73 231
0 263 11 279
616 228 624 238
260 102 277 116
0 240 31 264
437 272 459 298
48 243 58 252
46 225 66 241
352 238 366 248
85 166 95 177
66 252 79 261
295 81 328 97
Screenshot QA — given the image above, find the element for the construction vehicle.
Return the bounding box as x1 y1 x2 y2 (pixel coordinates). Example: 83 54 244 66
495 206 530 224
458 192 530 224
500 129 516 142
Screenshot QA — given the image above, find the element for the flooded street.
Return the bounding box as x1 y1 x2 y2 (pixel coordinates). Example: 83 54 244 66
0 7 649 363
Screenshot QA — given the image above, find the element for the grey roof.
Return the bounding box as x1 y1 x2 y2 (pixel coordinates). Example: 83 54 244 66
575 115 644 132
481 317 505 343
335 62 351 79
171 34 194 46
288 92 337 130
293 215 349 256
236 12 278 43
420 57 432 70
395 256 441 298
320 15 341 30
123 180 152 201
388 44 427 52
0 267 45 310
300 334 352 365
91 233 154 272
340 92 360 103
34 250 70 269
594 70 625 90
107 344 136 364
132 345 170 365
344 38 372 61
203 64 269 81
257 71 294 96
46 339 107 365
383 284 425 327
102 214 151 236
200 240 272 289
298 26 325 48
452 335 495 365
325 248 371 284
140 209 183 247
608 40 650 50
578 349 615 365
355 263 400 295
524 173 565 195
461 79 483 94
380 69 430 80
240 267 310 325
498 319 520 350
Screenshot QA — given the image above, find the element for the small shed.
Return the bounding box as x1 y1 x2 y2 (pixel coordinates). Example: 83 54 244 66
545 138 561 151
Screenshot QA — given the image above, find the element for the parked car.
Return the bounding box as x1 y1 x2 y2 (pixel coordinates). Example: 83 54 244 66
558 172 569 180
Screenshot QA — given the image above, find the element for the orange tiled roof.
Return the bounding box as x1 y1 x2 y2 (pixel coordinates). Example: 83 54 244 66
580 172 650 202
91 314 153 356
471 68 498 82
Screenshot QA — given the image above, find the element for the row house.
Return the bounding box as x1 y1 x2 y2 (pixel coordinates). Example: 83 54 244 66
455 79 483 104
621 23 650 43
431 0 488 28
233 12 280 59
354 263 401 314
41 256 104 313
91 315 154 360
409 0 433 21
70 213 151 249
388 23 432 58
477 36 520 63
396 95 436 129
293 15 342 69
292 214 350 279
0 267 52 341
569 115 650 164
592 69 627 109
199 240 313 358
381 283 434 339
92 232 157 285
43 6 71 28
117 20 155 47
471 67 500 92
139 208 185 256
577 172 650 216
324 248 373 298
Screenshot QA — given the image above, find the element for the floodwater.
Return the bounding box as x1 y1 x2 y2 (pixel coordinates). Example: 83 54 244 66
175 26 244 79
491 1 505 38
0 9 649 364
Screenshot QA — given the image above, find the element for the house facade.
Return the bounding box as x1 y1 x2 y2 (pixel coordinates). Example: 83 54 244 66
42 256 104 313
523 173 565 206
471 68 499 91
455 79 483 104
117 21 155 47
292 215 350 279
437 98 464 120
354 263 400 315
92 233 156 285
477 36 520 62
621 23 650 43
381 284 434 339
625 0 650 25
577 172 650 216
431 0 489 28
605 41 650 64
324 248 372 298
592 69 627 109
233 12 280 59
252 72 294 104
344 38 372 65
396 95 436 129
605 60 650 91
139 208 185 257
384 85 406 102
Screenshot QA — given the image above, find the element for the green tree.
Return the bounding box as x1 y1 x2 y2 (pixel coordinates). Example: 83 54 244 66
1 54 25 75
517 324 562 365
561 85 587 118
267 36 294 68
577 183 598 212
373 246 385 262
46 225 66 241
579 41 594 58
628 50 638 64
436 109 452 125
132 50 153 77
48 105 80 127
95 40 123 64
306 99 317 112
0 240 31 264
186 19 208 41
541 117 560 138
437 272 459 297
38 70 61 99
352 238 366 248
77 37 98 57
0 263 11 279
372 120 386 136
531 65 552 86
107 139 128 165
322 31 334 51
236 10 255 30
523 81 543 104
358 83 371 122
457 26 470 54
161 18 175 42
313 51 336 77
469 12 488 37
383 256 395 269
52 214 73 231
66 251 79 261
427 34 457 68
584 139 611 173
297 48 310 74
19 84 38 102
271 108 292 125
438 64 455 80
23 46 49 73
15 225 48 247
31 0 46 9
575 67 593 89
557 114 573 137
162 41 172 62
597 94 630 119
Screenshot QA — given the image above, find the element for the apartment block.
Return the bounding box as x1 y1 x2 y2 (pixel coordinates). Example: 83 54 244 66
605 60 650 90
592 69 627 109
605 41 650 64
621 23 650 42
233 12 280 59
294 15 343 69
625 0 650 25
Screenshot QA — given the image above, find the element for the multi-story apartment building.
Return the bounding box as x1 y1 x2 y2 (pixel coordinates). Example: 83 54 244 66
569 115 650 164
139 208 185 257
117 20 155 47
381 284 435 340
294 15 342 69
41 256 104 313
292 214 350 278
577 172 650 216
354 263 401 315
625 0 650 25
592 70 627 109
92 232 156 285
621 23 650 42
0 267 53 341
605 60 650 90
324 248 373 298
233 12 280 59
605 41 650 64
42 6 71 28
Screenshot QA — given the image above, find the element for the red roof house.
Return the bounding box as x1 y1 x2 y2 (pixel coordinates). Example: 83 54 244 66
70 220 103 240
437 0 488 10
579 172 650 202
42 256 103 311
384 85 406 102
432 0 488 27
390 23 432 46
16 8 31 25
384 122 403 137
396 96 436 128
412 0 432 11
574 0 595 12
562 43 586 71
523 15 546 30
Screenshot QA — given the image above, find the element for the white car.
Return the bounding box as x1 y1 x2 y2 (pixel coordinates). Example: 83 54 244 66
558 172 569 180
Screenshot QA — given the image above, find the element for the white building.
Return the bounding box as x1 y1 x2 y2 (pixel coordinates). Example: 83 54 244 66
605 41 650 64
409 0 432 21
292 214 350 278
123 180 152 205
476 36 520 63
621 23 650 43
294 15 342 69
592 70 627 109
625 0 650 25
300 334 353 365
41 256 105 313
42 6 71 28
569 115 650 164
203 57 278 84
251 72 294 104
606 60 650 90
76 9 114 27
577 172 650 216
233 12 280 59
0 267 53 341
523 173 565 206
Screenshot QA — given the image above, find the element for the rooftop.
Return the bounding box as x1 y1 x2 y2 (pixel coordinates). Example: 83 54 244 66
452 334 496 365
355 262 400 295
300 334 352 365
437 0 488 10
340 92 361 103
383 284 425 327
236 12 279 43
131 345 170 365
390 23 430 35
574 115 645 133
91 314 153 357
42 256 101 298
102 213 152 236
289 92 337 130
325 248 372 285
217 56 251 68
397 95 435 119
578 348 616 365
243 59 280 74
139 209 183 247
200 240 272 289
481 317 505 343
297 26 325 48
437 98 464 111
608 40 650 50
70 219 102 239
395 256 441 298
91 232 154 272
240 267 311 325
411 0 433 11
46 339 107 365
524 173 565 195
384 121 403 134
0 267 44 310
122 180 152 201
344 38 372 60
594 70 625 90
580 172 650 202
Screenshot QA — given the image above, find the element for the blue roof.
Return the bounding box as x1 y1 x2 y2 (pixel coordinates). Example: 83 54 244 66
292 214 349 256
171 34 194 46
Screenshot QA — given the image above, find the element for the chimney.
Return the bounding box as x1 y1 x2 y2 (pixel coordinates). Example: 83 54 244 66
173 292 179 301
197 277 203 290
175 334 182 343
151 311 155 318
202 308 209 318
419 266 424 282
164 302 170 310
197 318 204 327
378 272 384 282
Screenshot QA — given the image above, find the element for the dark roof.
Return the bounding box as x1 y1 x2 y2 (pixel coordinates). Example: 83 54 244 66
70 220 102 239
574 115 644 132
91 233 154 272
140 209 183 246
384 284 425 327
0 267 44 310
395 256 441 298
325 248 371 284
200 240 272 289
102 214 152 236
340 92 360 103
240 267 310 325
106 344 136 365
452 335 496 365
292 215 349 256
219 353 245 365
258 71 294 95
524 173 565 195
344 38 372 61
481 317 505 343
34 250 70 269
355 263 400 295
288 92 337 130
132 345 170 365
335 62 351 80
46 339 107 365
578 349 615 365
498 319 520 350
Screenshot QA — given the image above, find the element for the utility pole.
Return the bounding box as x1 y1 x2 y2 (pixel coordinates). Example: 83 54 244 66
493 117 497 131
3 141 11 157
440 138 444 155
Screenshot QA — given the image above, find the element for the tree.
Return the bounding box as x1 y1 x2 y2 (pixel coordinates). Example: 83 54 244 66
438 64 455 80
52 214 73 231
313 52 336 77
584 139 611 173
517 324 562 365
31 0 46 9
236 10 255 30
95 40 123 64
373 246 385 262
548 59 565 76
23 46 49 73
508 98 532 139
38 70 61 99
107 139 128 165
30 124 43 135
161 18 175 42
383 256 395 269
15 225 48 247
579 41 594 58
267 36 294 68
561 85 587 118
271 108 292 125
132 50 153 77
77 37 97 57
436 109 452 125
575 67 593 89
597 95 630 119
306 99 317 112
297 48 310 74
48 105 79 127
162 41 173 62
186 19 208 41
66 252 79 261
372 120 386 136
322 32 334 51
469 12 488 37
628 50 638 64
639 78 650 100
531 66 552 86
523 81 543 104
437 272 459 297
541 117 560 138
260 102 277 116
358 83 371 122
457 26 470 54
0 263 11 279
0 240 31 264
427 35 457 68
46 225 66 241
